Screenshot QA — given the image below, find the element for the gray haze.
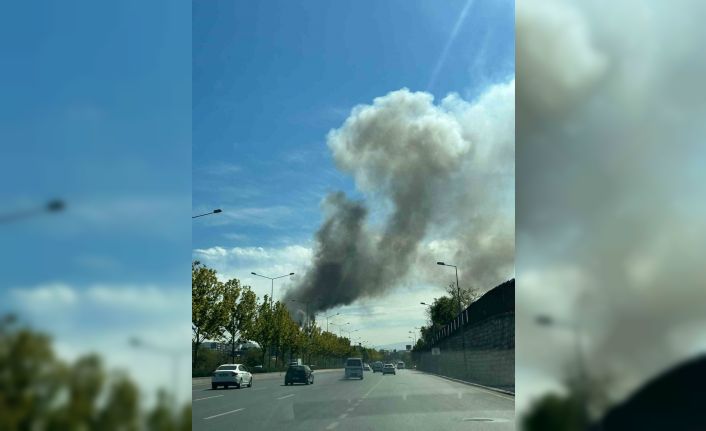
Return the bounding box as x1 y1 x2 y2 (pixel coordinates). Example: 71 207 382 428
516 0 706 412
285 84 515 314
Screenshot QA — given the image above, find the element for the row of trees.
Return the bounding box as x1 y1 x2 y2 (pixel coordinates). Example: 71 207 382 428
0 315 190 431
192 261 380 373
413 282 480 351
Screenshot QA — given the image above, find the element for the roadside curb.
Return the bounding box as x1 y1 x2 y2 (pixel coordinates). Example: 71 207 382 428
417 370 515 397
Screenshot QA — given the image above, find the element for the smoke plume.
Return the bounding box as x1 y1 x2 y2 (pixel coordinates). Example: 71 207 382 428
515 0 706 412
285 84 515 313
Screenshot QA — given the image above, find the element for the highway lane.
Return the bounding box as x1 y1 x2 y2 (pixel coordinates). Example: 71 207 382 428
192 368 515 430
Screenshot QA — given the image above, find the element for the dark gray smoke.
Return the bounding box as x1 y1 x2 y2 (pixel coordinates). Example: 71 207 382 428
285 85 515 313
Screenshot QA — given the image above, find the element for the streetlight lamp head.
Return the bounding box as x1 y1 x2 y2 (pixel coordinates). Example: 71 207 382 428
47 199 66 212
251 272 257 275
436 261 445 266
536 315 554 326
213 209 222 214
289 273 295 276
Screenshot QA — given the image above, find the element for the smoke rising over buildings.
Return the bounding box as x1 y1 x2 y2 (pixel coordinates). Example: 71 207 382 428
285 83 515 314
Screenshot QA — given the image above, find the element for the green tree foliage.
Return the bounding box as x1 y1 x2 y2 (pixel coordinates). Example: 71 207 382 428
220 278 242 363
250 295 274 367
191 262 393 372
444 281 481 311
96 373 140 431
428 296 458 328
234 287 257 344
522 393 586 431
192 261 226 369
0 315 190 431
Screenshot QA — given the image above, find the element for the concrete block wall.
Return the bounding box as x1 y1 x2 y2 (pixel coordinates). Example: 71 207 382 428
415 280 514 392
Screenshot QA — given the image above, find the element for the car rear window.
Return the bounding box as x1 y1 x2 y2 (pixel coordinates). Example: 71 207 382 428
217 366 237 370
289 365 305 371
346 359 362 367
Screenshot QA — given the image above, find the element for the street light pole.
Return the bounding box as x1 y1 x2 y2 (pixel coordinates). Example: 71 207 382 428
316 312 340 332
331 322 350 337
437 261 468 377
251 272 295 306
437 262 462 313
0 199 66 224
192 208 222 219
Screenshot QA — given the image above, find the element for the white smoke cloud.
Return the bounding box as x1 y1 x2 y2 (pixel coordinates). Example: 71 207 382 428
287 80 515 312
516 0 706 414
516 0 607 120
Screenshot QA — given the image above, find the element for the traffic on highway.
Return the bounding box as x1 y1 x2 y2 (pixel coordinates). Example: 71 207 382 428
192 359 515 431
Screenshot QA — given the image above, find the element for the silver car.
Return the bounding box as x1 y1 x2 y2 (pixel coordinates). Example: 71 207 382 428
212 364 253 389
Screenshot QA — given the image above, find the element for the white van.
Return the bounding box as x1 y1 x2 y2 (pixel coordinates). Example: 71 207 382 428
344 357 364 380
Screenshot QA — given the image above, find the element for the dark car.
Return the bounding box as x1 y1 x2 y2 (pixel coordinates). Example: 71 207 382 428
285 365 314 386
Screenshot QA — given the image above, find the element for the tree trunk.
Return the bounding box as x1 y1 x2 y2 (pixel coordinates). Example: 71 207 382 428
193 329 201 370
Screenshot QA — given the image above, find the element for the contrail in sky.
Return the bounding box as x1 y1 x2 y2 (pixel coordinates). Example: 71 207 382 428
427 0 475 91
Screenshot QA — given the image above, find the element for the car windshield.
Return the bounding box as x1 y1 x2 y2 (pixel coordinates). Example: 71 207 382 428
217 366 237 371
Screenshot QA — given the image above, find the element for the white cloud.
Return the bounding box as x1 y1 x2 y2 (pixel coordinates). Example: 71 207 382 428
8 282 191 406
13 283 78 306
86 284 180 311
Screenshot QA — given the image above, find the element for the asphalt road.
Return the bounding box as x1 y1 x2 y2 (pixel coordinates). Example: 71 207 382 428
192 368 515 430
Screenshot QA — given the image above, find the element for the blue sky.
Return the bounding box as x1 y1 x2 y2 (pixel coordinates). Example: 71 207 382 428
193 0 514 348
0 0 191 404
193 0 514 247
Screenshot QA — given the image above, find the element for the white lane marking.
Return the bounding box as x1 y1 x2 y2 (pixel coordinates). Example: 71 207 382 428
252 387 267 391
458 392 462 399
361 375 384 399
338 413 348 419
326 422 339 430
346 407 354 412
427 373 515 401
192 395 224 402
203 408 244 420
277 394 295 400
402 392 407 401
